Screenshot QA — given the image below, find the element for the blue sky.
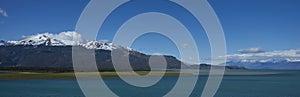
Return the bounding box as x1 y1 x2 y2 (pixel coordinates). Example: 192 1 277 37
0 0 299 58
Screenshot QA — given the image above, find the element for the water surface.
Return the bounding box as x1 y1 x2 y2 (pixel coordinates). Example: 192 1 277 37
0 70 299 97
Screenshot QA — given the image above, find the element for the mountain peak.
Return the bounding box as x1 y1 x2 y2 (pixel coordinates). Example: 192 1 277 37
0 31 132 51
11 32 83 46
82 40 117 50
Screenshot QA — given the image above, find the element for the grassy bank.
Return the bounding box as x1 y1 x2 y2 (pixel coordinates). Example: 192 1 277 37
0 70 284 79
0 71 181 79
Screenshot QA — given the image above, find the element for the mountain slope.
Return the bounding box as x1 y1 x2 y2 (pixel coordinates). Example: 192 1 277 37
0 45 247 71
0 46 185 70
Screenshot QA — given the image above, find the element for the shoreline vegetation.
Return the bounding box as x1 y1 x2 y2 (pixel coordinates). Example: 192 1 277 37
0 67 283 79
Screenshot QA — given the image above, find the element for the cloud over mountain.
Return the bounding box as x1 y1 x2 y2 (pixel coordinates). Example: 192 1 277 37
1 31 127 51
1 32 300 70
228 49 300 62
226 48 300 69
20 31 85 45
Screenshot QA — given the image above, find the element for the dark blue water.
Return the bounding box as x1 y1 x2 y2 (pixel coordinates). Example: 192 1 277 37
0 71 300 97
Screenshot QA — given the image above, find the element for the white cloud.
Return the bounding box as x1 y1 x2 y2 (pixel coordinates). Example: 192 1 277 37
202 48 300 65
0 8 8 17
223 49 300 69
238 47 265 53
227 49 300 63
181 43 190 49
56 31 85 43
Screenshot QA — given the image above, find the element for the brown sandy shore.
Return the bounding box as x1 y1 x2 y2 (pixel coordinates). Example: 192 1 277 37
0 70 283 79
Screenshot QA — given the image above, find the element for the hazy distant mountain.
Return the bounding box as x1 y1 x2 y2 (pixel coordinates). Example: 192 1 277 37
226 48 300 70
227 60 300 70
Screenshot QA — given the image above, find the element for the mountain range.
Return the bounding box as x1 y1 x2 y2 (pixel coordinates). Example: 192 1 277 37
0 31 245 71
0 32 124 51
2 31 299 70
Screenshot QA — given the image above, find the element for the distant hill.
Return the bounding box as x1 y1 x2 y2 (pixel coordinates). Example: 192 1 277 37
227 61 300 70
226 49 300 70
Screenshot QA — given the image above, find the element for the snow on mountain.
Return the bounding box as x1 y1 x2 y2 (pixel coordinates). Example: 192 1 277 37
82 40 117 50
0 31 132 51
7 31 84 46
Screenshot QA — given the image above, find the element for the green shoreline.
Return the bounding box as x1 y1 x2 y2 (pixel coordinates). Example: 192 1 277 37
0 70 283 79
0 71 179 79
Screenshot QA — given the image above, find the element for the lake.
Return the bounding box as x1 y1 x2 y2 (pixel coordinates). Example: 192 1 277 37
0 70 299 97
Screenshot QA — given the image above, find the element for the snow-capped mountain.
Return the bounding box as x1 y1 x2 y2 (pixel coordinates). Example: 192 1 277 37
2 32 300 70
82 40 117 51
7 31 84 46
0 31 131 51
